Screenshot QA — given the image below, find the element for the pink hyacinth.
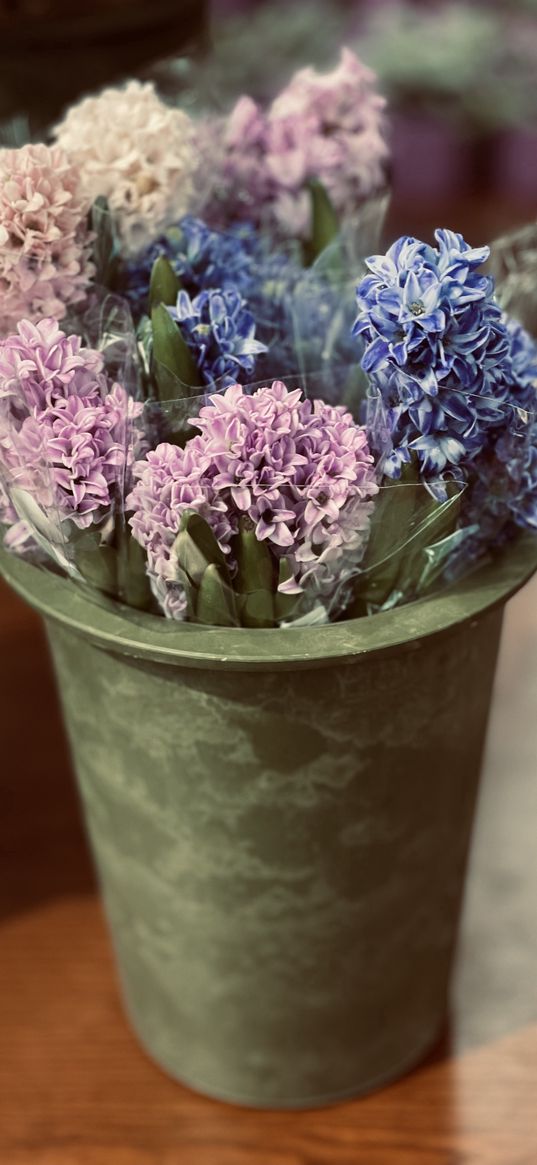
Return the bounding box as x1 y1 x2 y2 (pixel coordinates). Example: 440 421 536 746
127 380 379 621
202 48 388 242
0 145 94 336
267 49 388 239
201 97 276 231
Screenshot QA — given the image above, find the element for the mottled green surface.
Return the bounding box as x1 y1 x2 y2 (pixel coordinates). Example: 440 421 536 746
2 542 536 1107
45 606 500 1107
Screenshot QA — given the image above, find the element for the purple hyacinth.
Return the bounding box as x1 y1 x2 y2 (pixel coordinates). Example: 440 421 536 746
0 317 108 418
201 49 388 243
0 319 141 545
1 386 131 529
127 380 378 620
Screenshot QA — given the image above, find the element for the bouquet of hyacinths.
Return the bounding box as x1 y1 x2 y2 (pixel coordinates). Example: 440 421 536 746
1 220 536 630
0 50 535 630
0 48 392 624
0 50 389 421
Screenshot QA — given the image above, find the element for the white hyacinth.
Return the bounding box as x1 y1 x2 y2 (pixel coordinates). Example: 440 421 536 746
54 81 198 255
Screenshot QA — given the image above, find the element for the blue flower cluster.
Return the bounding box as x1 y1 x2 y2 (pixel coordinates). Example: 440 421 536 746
168 287 268 387
123 216 298 319
353 229 521 476
122 215 305 380
458 317 537 557
353 228 537 557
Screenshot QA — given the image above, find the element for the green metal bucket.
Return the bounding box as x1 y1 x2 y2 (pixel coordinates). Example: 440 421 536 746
2 538 536 1108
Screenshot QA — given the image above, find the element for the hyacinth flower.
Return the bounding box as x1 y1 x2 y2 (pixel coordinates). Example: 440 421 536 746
166 288 268 387
137 216 364 407
53 81 201 256
127 380 379 626
121 216 275 322
0 318 149 606
0 143 95 337
122 215 307 388
145 259 269 443
201 48 388 254
351 228 537 605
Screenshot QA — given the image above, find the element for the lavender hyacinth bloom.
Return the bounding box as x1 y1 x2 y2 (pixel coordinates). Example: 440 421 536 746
1 386 131 529
0 318 107 419
0 319 140 548
168 287 268 387
127 380 378 620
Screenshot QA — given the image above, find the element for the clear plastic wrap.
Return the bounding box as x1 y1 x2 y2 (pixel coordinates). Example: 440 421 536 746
488 220 537 335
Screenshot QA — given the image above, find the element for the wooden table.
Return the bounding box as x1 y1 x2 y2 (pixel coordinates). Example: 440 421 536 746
1 569 537 1164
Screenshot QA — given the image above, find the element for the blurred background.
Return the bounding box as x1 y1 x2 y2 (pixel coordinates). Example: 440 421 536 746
1 0 536 245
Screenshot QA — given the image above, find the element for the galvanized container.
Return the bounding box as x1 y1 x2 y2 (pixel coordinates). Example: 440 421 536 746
2 537 535 1108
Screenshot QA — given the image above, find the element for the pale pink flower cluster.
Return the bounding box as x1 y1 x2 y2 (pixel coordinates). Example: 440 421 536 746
0 144 94 337
54 81 198 255
203 48 388 242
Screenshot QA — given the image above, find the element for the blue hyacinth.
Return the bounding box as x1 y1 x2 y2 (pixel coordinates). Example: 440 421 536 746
123 216 298 318
353 229 520 476
122 215 304 380
354 228 537 561
167 286 268 387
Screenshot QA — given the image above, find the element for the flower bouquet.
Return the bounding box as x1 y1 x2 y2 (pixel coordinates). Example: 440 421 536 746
1 54 537 1110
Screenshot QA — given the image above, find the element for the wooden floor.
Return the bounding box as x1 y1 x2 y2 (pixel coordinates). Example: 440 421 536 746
1 566 537 1164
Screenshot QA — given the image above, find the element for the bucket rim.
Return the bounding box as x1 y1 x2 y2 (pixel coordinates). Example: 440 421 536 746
1 536 536 671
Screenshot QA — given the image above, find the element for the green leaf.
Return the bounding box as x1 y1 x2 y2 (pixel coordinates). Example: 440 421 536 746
149 256 181 311
239 589 275 629
351 462 420 610
115 524 152 611
196 564 239 627
233 521 275 627
173 529 212 588
305 179 341 266
235 520 274 591
90 196 120 289
151 304 200 400
397 484 463 598
274 557 302 624
71 527 118 597
177 510 228 572
174 565 197 620
350 470 464 615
